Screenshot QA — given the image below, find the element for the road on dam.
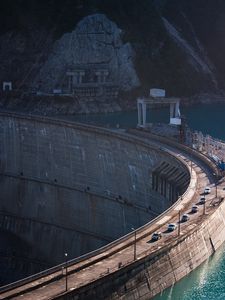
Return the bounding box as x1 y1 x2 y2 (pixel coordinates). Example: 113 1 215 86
0 125 224 300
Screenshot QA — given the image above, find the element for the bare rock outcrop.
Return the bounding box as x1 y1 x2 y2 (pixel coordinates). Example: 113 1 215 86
33 14 140 94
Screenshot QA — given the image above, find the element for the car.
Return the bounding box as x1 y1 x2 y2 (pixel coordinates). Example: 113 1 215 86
167 223 177 231
151 232 162 241
191 205 198 213
204 187 211 194
199 196 206 204
181 214 189 222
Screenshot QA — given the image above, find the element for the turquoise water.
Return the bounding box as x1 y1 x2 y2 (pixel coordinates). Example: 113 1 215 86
70 103 225 300
153 243 225 300
183 104 225 140
72 103 225 140
152 104 225 299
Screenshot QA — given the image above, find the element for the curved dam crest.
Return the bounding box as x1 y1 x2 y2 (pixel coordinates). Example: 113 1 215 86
0 112 189 285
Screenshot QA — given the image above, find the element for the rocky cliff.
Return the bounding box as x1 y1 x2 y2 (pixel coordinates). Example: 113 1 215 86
32 14 139 93
1 0 225 114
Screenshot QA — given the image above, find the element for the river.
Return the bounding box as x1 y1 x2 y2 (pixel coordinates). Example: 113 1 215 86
70 103 225 300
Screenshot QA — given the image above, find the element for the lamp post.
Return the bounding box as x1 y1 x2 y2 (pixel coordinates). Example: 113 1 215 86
131 227 137 261
213 171 218 198
65 252 68 291
190 150 193 174
215 172 218 198
178 210 181 236
203 192 206 215
216 180 218 198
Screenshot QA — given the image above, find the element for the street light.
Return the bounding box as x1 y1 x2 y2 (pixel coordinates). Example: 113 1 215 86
131 227 137 261
190 151 193 174
216 180 218 198
213 171 219 198
65 252 68 291
178 210 181 236
215 172 219 198
203 192 206 215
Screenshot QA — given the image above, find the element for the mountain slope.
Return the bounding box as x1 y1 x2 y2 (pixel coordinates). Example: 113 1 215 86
1 0 225 110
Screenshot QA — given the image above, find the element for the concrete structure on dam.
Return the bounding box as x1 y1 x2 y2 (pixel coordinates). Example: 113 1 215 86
0 111 224 299
0 112 189 284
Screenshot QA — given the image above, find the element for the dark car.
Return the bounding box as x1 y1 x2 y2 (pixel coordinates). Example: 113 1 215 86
199 196 206 204
191 205 198 213
151 232 162 241
181 214 189 222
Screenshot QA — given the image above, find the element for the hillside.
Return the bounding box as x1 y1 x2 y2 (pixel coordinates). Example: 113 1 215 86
1 0 225 113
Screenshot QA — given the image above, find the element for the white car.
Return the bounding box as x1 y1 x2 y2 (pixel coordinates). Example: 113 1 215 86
204 187 211 194
151 232 162 241
167 223 177 232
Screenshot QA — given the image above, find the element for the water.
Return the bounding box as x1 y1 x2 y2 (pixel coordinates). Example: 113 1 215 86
69 102 225 300
153 243 225 300
71 103 225 140
182 104 225 140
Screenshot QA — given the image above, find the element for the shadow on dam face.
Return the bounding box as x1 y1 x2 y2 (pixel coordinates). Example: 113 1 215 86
0 229 50 285
0 113 190 285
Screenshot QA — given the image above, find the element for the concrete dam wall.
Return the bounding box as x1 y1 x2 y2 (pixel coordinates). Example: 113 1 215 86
0 112 189 284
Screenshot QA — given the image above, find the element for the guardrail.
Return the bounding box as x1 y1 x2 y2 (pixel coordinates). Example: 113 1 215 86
128 129 219 178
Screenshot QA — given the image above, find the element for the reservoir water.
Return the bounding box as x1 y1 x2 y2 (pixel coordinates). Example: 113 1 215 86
71 103 225 300
73 103 225 140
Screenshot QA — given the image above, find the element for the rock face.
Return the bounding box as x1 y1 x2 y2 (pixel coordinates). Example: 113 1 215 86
33 14 139 95
1 0 225 114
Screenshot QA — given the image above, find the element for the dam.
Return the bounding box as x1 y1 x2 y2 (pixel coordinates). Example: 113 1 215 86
0 111 224 299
